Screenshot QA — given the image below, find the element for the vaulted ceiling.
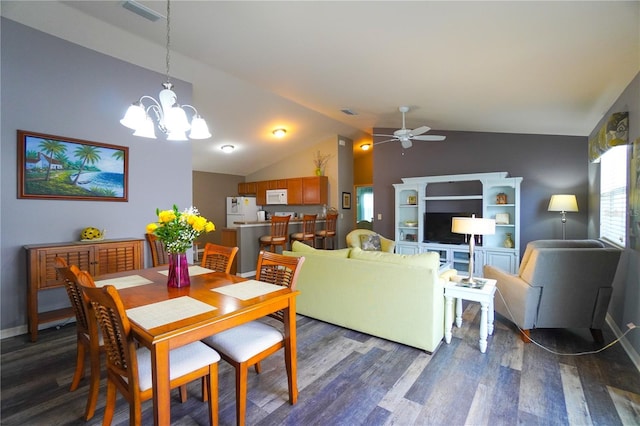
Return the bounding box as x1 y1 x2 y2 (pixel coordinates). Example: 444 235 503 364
3 1 639 175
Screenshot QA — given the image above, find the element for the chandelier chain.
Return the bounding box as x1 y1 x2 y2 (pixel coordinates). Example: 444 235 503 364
165 0 171 84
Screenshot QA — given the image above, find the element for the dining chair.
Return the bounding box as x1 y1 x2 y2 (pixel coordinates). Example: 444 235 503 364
259 215 291 253
54 257 102 421
145 232 169 267
77 271 221 426
201 251 306 426
289 214 317 248
200 243 239 273
315 213 339 249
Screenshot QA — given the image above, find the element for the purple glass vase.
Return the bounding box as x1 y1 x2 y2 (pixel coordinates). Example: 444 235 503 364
167 252 190 288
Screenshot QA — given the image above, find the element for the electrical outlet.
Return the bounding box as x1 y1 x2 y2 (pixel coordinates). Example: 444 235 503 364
627 322 636 330
377 213 382 220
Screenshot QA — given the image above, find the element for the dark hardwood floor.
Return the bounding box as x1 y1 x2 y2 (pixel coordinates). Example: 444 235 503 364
2 302 639 425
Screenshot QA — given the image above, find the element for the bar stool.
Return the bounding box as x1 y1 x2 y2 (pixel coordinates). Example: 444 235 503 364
289 214 317 248
315 213 338 249
259 215 291 253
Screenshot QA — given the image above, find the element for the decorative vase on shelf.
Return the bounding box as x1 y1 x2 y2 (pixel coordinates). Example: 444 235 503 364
504 233 514 248
167 252 190 288
315 167 324 176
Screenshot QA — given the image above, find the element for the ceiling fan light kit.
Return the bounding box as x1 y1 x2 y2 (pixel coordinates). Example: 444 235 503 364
120 0 211 141
374 106 446 149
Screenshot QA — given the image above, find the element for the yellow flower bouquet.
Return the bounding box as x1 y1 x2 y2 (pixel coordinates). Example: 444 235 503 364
146 205 215 254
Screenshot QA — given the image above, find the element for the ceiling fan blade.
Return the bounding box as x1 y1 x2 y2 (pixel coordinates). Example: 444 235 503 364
401 139 413 149
373 138 397 146
372 133 395 137
410 126 431 136
413 135 446 141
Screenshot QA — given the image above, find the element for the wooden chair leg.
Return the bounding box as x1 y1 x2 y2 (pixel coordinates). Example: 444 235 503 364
201 377 209 402
520 329 531 343
103 379 117 426
70 338 85 391
84 343 101 420
179 385 188 403
254 361 262 374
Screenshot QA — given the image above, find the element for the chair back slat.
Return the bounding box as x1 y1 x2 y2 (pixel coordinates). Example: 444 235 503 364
78 272 137 381
325 213 338 234
55 257 91 334
270 215 291 238
301 214 317 237
200 243 239 273
256 250 305 322
146 233 169 267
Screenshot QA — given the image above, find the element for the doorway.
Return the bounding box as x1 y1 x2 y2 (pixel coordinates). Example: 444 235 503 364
355 185 373 229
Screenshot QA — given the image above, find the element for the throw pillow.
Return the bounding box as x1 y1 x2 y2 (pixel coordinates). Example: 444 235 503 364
360 234 382 251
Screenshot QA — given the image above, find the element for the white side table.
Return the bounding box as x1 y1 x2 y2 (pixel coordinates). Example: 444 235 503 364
444 276 497 353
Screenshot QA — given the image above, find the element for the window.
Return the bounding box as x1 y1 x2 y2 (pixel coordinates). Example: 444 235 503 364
600 145 628 246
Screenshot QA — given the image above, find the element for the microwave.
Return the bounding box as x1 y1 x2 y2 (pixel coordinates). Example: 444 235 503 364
266 189 288 205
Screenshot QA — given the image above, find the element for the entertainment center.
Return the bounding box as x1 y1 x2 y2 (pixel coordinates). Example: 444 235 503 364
393 172 522 276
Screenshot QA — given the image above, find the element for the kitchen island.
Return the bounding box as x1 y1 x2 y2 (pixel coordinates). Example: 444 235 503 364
223 218 325 276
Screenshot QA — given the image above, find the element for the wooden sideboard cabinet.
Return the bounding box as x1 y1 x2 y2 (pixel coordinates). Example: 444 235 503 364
25 238 144 341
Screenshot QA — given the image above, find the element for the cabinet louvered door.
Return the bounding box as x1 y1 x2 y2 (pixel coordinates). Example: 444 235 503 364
94 240 143 276
38 246 94 289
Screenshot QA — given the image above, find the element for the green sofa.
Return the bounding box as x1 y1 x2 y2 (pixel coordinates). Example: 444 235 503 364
284 242 455 353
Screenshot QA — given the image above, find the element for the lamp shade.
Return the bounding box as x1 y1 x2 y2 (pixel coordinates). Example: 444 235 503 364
548 194 578 212
451 217 496 235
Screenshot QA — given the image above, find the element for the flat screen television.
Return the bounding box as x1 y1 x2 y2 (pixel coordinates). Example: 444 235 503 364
424 212 476 245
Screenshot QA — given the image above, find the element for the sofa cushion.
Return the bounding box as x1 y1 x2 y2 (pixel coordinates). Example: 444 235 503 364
291 241 351 258
360 233 381 251
349 247 439 268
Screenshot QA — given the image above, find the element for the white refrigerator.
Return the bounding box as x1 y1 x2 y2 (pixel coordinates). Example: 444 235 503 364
226 196 260 227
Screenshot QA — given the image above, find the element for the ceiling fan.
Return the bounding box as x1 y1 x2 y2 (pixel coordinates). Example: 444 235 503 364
374 106 446 149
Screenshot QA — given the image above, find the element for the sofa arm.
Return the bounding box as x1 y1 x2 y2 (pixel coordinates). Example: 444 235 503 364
483 265 541 330
380 237 396 253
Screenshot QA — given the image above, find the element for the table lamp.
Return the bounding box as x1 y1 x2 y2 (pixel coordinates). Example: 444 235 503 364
548 194 578 239
451 215 495 285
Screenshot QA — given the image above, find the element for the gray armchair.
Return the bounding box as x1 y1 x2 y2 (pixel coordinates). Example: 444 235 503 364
483 239 621 343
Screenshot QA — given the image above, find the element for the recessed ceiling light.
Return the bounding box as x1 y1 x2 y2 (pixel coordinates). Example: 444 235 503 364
361 143 371 151
272 128 287 138
220 145 235 153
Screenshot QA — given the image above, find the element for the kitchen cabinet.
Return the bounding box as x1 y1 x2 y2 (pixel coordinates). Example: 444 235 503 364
25 238 144 341
302 176 328 205
256 181 270 205
287 178 303 205
269 179 288 189
238 182 257 195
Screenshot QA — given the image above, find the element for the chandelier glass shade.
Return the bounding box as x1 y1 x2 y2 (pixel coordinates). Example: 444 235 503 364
120 0 210 141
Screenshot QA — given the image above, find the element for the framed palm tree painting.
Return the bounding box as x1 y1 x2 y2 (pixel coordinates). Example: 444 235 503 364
17 130 128 201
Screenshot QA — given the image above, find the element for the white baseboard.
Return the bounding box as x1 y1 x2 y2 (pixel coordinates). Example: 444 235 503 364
1 317 76 340
237 270 256 278
606 313 640 373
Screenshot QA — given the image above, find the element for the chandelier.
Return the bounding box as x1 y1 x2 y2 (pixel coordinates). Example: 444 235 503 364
120 0 211 141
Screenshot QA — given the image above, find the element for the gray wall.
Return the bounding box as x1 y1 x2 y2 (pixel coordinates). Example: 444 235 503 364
372 131 588 258
192 171 244 246
1 19 192 335
588 72 640 358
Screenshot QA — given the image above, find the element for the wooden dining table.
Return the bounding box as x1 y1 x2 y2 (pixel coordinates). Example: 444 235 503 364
94 265 300 426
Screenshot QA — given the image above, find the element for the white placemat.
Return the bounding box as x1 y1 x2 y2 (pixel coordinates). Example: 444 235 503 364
126 296 217 329
157 265 215 276
212 279 284 300
93 275 154 290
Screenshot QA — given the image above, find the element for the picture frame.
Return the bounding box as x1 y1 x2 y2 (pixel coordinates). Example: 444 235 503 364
342 192 351 209
407 195 417 205
17 130 128 201
495 213 510 225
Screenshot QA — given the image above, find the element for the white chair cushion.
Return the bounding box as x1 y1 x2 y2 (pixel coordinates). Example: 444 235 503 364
136 341 220 392
201 321 283 363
